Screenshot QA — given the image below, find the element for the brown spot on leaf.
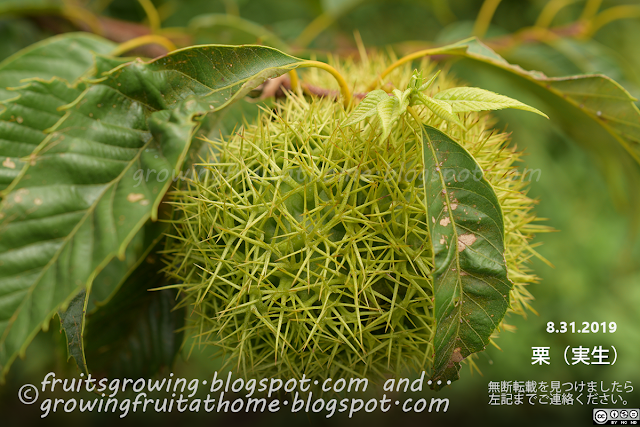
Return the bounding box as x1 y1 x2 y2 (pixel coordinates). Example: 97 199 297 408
439 217 451 226
444 201 459 212
2 158 15 169
457 233 477 252
127 193 145 203
448 347 464 367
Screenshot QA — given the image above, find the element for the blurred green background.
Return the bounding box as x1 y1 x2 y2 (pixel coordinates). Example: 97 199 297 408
1 0 639 425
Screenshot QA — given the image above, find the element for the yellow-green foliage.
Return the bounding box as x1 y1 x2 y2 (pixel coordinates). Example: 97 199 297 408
161 53 546 382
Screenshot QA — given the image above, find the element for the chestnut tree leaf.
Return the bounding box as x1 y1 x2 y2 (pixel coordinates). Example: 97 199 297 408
376 95 401 141
438 36 640 220
0 42 303 378
57 289 88 374
88 220 168 310
422 125 510 390
342 89 389 126
435 37 640 170
0 80 84 192
0 32 115 102
415 95 468 130
0 33 116 192
433 86 548 117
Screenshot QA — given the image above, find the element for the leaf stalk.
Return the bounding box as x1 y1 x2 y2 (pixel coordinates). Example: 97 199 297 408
297 61 352 108
367 38 474 91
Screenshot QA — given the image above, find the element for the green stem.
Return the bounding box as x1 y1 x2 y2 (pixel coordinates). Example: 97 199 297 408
297 61 352 108
288 70 303 96
580 0 603 21
473 0 503 38
137 0 161 33
586 5 640 38
535 0 579 28
368 38 474 91
295 13 335 48
406 106 423 126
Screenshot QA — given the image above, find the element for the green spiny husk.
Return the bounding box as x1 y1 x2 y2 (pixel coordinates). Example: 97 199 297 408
161 54 547 383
